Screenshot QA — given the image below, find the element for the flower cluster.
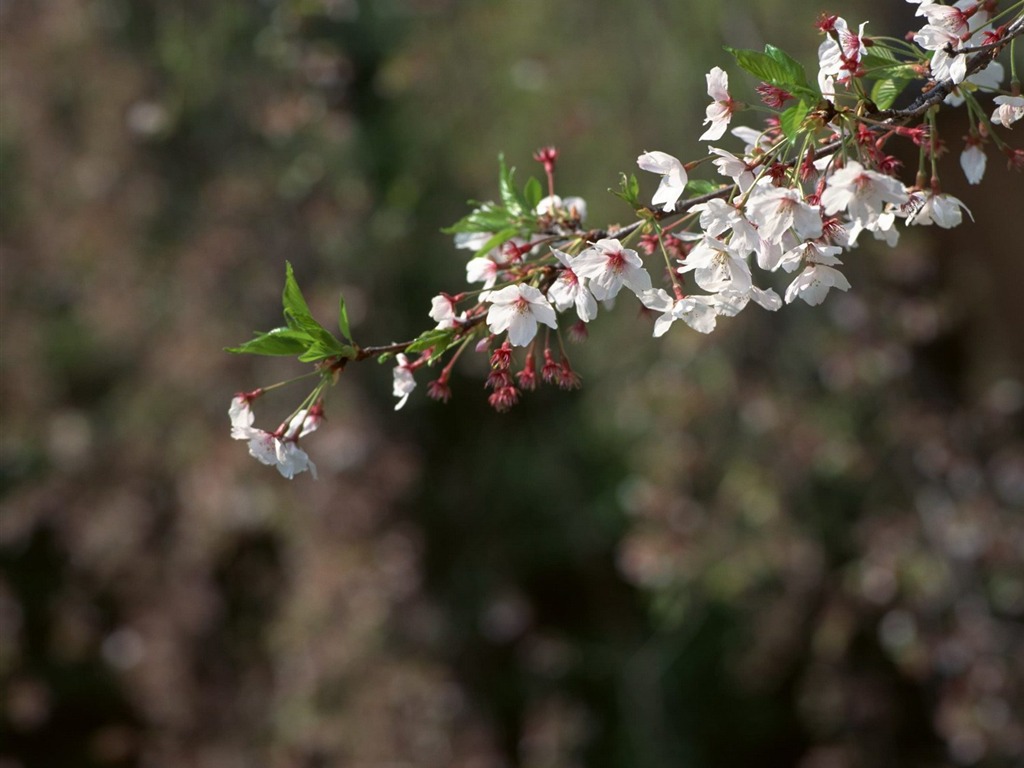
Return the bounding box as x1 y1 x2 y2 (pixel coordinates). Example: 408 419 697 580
228 2 1023 477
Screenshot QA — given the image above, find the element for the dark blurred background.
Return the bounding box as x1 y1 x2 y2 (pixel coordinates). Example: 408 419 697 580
1 1 1022 767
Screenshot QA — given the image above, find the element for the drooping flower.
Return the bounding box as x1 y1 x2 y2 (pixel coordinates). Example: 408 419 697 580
548 248 598 322
699 67 737 142
783 246 850 306
572 238 653 301
785 264 851 305
960 140 986 184
992 95 1024 128
484 284 558 347
229 396 319 479
636 151 688 212
906 192 972 228
639 289 717 336
392 354 416 411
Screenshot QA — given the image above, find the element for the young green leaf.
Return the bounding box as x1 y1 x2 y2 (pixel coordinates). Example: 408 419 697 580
764 45 809 89
611 172 641 208
226 327 314 356
871 77 911 111
523 176 543 210
779 99 812 139
282 261 313 329
442 203 515 235
725 45 807 90
338 293 352 342
498 154 526 217
684 179 721 196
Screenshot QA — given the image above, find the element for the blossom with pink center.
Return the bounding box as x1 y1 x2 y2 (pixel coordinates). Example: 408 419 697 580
636 151 688 212
818 18 868 85
548 248 598 322
699 67 737 141
572 238 652 301
744 186 823 244
392 354 416 410
484 284 558 347
820 161 909 230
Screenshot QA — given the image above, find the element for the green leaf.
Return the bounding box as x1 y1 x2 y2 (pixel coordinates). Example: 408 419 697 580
226 327 313 356
282 261 313 330
725 45 807 90
684 179 721 196
498 154 526 217
764 45 809 88
338 293 352 341
523 176 543 210
473 226 520 258
871 77 910 111
404 328 459 362
611 172 641 208
442 203 515 235
297 342 356 363
405 328 453 354
779 99 812 139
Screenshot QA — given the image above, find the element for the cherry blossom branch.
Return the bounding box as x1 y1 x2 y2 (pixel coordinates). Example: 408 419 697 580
226 1 1024 479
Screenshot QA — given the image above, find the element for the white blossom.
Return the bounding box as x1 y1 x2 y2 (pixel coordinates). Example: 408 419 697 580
713 285 783 316
548 249 598 322
744 186 823 244
639 289 717 336
455 231 493 251
678 236 752 294
960 143 986 184
229 397 318 479
709 147 756 193
820 161 909 230
466 256 498 289
572 238 652 301
906 192 972 228
637 151 688 212
536 194 588 221
429 294 464 329
393 354 416 411
992 95 1024 128
699 67 735 141
484 284 558 347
